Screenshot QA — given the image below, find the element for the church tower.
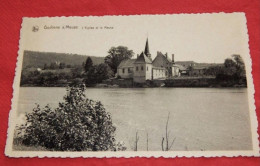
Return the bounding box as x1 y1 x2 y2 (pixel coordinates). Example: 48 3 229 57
144 38 152 60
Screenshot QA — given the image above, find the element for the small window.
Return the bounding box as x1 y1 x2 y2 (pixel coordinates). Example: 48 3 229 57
147 66 148 71
136 66 138 71
122 68 125 73
128 68 131 73
141 66 143 70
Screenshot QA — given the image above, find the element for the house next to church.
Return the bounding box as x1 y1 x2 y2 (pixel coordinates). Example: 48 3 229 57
117 38 180 83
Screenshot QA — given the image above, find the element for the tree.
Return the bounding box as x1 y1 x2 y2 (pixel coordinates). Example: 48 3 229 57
205 65 223 76
223 55 246 77
105 46 134 74
49 62 59 69
71 66 84 78
224 58 236 68
59 63 66 69
216 55 247 86
95 63 113 82
84 63 113 86
16 85 125 151
188 65 194 76
232 54 244 68
84 57 93 73
84 66 97 86
43 63 48 70
232 54 246 77
66 64 72 68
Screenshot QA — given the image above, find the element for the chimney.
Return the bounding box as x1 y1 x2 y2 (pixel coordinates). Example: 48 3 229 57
165 53 168 59
172 54 175 63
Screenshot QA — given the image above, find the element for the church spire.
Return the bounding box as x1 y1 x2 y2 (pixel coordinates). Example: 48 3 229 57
144 38 151 58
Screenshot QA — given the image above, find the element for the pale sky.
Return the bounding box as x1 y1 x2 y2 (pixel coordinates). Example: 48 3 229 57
21 13 248 63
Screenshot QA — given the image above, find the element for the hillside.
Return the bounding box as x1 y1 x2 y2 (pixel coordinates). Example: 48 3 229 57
22 50 105 69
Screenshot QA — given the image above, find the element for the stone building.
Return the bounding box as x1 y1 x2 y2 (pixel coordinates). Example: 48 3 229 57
117 38 179 83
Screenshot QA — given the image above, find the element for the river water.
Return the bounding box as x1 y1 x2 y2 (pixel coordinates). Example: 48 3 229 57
16 87 252 151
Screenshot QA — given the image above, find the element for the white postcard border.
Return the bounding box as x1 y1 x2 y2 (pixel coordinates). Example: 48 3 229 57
5 13 260 158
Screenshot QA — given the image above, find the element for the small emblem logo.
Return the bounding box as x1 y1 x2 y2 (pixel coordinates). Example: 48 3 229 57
32 26 39 32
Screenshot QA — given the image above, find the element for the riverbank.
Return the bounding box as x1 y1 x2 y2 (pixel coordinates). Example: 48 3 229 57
21 77 247 88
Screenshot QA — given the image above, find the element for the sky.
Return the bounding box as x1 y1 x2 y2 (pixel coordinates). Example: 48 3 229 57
20 13 249 63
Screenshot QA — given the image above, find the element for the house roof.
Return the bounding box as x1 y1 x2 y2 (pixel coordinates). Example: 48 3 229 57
118 59 136 68
134 52 152 64
152 51 173 67
173 64 188 70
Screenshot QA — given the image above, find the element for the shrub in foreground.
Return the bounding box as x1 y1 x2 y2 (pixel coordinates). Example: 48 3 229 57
15 85 125 151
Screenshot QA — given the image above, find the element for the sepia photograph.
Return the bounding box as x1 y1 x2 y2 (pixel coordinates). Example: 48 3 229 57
5 13 259 157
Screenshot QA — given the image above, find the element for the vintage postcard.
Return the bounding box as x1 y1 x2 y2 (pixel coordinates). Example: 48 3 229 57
5 13 259 157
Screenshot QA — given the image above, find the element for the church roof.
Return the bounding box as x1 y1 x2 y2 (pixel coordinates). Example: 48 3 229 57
134 52 152 64
118 59 136 68
144 38 151 56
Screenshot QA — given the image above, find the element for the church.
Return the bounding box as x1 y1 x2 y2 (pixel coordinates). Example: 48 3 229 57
117 38 180 83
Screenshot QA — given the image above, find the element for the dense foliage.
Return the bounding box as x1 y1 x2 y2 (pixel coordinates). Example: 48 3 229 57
15 85 126 151
20 59 113 87
84 63 114 86
205 55 245 77
21 46 134 87
21 49 247 88
105 46 134 73
205 55 247 86
84 57 93 73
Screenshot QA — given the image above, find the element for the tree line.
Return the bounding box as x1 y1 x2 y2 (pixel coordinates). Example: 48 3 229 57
205 54 247 86
20 46 134 87
20 47 246 87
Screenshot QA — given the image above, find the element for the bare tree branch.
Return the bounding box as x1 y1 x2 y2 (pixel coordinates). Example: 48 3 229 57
134 131 139 151
146 132 149 151
165 112 170 151
161 137 164 151
161 112 175 151
169 137 176 150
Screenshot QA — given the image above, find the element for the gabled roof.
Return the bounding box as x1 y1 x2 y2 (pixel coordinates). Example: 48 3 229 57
118 59 136 68
134 52 152 64
152 51 172 67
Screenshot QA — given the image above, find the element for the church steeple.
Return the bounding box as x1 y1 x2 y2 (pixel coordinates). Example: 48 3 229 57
144 38 151 59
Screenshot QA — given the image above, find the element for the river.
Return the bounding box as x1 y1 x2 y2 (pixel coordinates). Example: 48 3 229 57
16 87 252 151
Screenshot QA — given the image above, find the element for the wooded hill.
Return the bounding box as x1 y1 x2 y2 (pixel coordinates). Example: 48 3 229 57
22 50 105 69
